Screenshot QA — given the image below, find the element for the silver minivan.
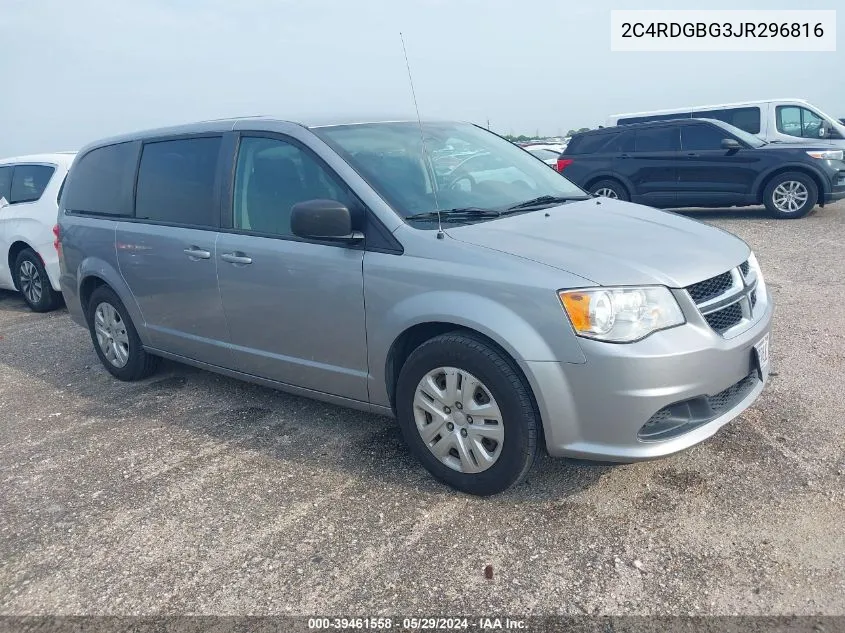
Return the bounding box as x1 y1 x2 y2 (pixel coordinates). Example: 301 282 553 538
58 118 773 495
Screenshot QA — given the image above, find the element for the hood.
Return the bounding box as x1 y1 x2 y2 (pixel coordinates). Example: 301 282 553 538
444 198 749 288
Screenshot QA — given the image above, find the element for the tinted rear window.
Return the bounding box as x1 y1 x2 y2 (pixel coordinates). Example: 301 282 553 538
63 142 139 216
10 165 55 203
634 127 680 152
134 137 222 227
567 131 626 155
0 166 11 202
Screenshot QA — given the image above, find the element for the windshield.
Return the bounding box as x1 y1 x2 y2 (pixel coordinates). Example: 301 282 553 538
313 122 586 219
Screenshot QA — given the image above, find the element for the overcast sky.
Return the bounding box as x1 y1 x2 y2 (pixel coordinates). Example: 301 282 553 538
1 0 841 156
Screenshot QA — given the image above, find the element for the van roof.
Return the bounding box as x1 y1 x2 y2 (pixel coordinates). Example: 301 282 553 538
73 116 453 156
609 98 811 120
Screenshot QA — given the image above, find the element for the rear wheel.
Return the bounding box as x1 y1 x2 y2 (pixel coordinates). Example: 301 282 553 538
13 249 60 312
395 332 540 496
87 285 159 381
589 179 629 201
763 172 818 219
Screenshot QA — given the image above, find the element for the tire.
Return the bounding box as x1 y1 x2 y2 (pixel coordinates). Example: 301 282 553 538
13 249 61 312
763 171 818 219
395 332 540 496
86 285 159 381
589 178 629 201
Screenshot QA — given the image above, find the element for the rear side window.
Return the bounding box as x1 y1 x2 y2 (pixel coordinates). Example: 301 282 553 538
567 132 621 155
135 137 222 227
10 165 55 203
0 166 11 202
63 142 139 216
697 107 761 134
634 127 680 152
681 124 731 151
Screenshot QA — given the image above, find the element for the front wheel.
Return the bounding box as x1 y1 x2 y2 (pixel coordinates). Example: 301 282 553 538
14 249 61 312
395 332 540 496
763 172 818 219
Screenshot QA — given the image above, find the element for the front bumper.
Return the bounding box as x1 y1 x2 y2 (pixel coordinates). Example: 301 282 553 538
823 164 845 203
523 287 773 461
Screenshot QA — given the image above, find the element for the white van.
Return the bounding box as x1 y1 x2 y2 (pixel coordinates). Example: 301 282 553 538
608 99 845 148
0 152 76 312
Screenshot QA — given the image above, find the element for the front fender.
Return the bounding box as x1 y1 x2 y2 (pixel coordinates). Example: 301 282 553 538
752 162 831 197
367 289 586 408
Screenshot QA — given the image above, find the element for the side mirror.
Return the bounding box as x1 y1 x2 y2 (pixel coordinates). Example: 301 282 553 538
818 125 828 138
0 197 8 210
721 138 741 151
290 199 363 242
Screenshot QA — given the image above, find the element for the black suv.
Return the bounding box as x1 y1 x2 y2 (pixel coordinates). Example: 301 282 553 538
559 118 845 218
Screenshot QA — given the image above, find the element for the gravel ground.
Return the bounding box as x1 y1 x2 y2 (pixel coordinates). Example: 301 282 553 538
1 202 843 617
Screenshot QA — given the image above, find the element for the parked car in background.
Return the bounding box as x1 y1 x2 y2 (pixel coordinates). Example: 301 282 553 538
608 99 845 148
520 143 564 167
559 118 845 218
0 152 76 311
59 117 771 495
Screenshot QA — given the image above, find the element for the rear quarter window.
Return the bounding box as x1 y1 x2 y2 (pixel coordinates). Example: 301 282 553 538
10 165 55 204
62 142 140 216
566 132 622 155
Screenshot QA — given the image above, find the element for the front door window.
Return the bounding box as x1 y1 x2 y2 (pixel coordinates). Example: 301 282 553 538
776 106 825 139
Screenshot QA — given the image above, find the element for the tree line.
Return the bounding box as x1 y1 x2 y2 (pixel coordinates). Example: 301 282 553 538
501 128 592 142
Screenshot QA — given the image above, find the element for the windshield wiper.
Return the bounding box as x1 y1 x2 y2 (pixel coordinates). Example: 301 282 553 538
406 207 502 222
504 195 591 211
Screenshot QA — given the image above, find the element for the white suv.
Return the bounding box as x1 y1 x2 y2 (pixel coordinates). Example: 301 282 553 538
0 152 76 311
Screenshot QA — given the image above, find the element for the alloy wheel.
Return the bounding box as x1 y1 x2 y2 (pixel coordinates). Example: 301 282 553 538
772 181 808 214
19 260 42 305
594 187 619 199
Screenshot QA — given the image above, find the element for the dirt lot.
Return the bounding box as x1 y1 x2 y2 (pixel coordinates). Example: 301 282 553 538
1 203 844 617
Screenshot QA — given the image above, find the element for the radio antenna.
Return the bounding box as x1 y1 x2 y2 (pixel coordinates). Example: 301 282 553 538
400 32 443 238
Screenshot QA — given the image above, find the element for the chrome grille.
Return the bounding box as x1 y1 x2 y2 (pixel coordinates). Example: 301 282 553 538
686 260 760 338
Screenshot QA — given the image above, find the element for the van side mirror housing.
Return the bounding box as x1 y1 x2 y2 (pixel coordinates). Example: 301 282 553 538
818 125 828 138
0 197 8 210
290 199 363 242
721 138 741 151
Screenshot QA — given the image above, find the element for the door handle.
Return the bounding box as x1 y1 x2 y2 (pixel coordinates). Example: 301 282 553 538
184 246 211 260
619 153 631 159
686 152 700 157
221 252 253 265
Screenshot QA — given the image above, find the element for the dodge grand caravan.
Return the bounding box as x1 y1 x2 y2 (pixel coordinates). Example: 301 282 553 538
58 118 773 495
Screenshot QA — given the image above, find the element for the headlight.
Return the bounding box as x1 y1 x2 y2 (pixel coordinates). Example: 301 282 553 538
806 150 844 160
747 251 766 298
559 286 685 343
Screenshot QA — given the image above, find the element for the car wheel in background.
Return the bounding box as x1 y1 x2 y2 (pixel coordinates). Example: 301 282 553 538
763 172 818 219
395 332 540 496
13 249 61 313
589 179 629 201
86 285 159 381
